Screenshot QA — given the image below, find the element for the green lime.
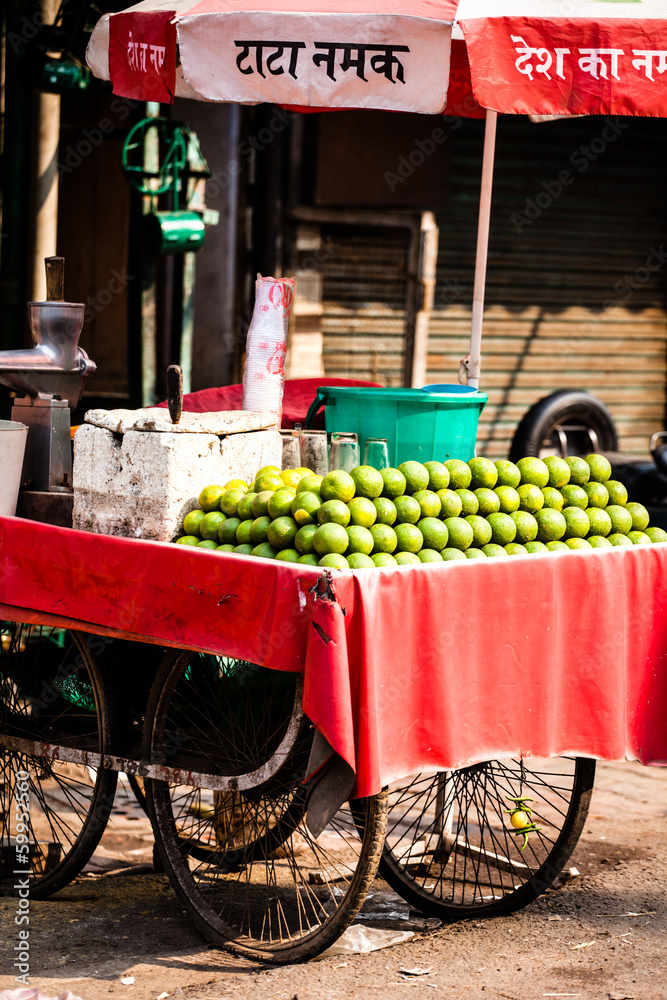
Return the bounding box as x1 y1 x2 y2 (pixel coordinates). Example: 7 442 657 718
380 467 407 499
237 493 257 521
510 510 538 544
347 552 375 569
348 496 377 527
481 543 508 557
437 489 463 518
183 509 206 537
176 535 199 546
291 491 322 525
268 488 297 519
234 519 252 545
197 539 218 549
297 474 323 495
586 508 612 537
199 510 227 545
413 489 442 518
582 482 609 509
444 516 474 551
295 523 318 555
517 483 544 514
350 465 384 499
585 453 612 483
565 456 590 486
255 472 284 493
395 551 421 566
255 465 281 478
418 549 444 563
395 523 424 553
487 512 517 546
313 522 349 556
560 484 589 510
465 547 487 559
442 548 467 561
346 525 374 555
418 517 449 551
370 523 398 554
318 500 351 527
494 485 520 514
219 489 245 517
546 540 569 552
608 532 633 546
267 516 298 550
216 517 239 545
505 542 527 556
525 540 548 554
474 488 501 517
625 502 650 531
562 506 590 540
535 508 567 542
465 514 493 547
216 543 235 552
321 470 356 503
424 461 450 491
647 526 667 543
251 490 275 518
468 457 498 490
566 537 592 550
372 497 397 525
225 478 249 492
249 516 272 545
372 552 398 567
234 543 254 555
588 535 613 548
297 553 319 566
280 470 303 491
606 505 633 534
456 488 479 516
398 461 430 494
606 480 628 506
494 460 521 489
319 553 349 569
541 487 564 511
543 456 571 488
628 530 652 545
394 495 422 524
517 457 549 488
444 459 472 490
198 485 225 512
275 548 300 563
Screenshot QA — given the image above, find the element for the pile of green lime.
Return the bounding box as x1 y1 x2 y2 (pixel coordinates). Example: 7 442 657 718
174 454 667 568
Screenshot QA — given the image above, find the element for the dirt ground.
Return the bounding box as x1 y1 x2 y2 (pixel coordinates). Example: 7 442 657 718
2 760 665 1000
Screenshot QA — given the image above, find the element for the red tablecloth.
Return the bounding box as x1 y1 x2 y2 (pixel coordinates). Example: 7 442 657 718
1 515 666 796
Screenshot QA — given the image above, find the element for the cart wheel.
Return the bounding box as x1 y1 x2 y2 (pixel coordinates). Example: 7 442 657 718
144 649 387 962
381 756 595 919
0 622 117 898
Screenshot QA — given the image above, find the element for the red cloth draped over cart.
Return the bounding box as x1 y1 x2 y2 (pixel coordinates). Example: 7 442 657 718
1 515 666 796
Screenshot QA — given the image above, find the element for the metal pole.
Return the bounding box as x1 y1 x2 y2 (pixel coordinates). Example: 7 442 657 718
465 109 498 390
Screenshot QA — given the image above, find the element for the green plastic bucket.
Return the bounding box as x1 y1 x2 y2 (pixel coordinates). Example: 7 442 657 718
305 386 487 466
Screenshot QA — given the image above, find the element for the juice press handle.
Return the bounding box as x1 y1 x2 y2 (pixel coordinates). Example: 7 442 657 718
167 365 183 424
45 256 65 302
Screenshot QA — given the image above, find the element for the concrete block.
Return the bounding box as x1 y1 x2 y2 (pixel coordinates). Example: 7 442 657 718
84 407 275 435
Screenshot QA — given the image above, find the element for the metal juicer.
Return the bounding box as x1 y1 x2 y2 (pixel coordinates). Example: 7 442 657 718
0 257 95 519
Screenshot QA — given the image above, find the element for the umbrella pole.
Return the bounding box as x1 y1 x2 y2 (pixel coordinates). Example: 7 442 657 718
464 109 498 390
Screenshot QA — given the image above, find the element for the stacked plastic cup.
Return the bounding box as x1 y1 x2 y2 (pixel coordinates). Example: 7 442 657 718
242 274 294 428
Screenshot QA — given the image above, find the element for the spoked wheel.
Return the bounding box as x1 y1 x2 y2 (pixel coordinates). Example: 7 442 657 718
0 622 117 897
381 756 595 919
144 649 387 962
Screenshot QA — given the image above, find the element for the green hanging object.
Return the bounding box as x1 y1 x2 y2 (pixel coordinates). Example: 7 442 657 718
142 211 206 255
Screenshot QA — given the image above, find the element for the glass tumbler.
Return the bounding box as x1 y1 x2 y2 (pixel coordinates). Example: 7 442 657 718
329 432 360 473
280 430 301 470
363 437 390 469
299 429 329 476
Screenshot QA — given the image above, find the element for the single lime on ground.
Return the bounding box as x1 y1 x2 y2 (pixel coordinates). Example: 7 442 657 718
456 488 479 516
437 489 464 518
398 461 430 494
234 543 254 555
608 532 633 546
413 489 442 518
444 516 474 551
268 488 297 519
380 467 407 498
647 526 667 543
628 530 652 544
566 537 592 550
313 522 349 556
517 457 549 488
517 483 544 514
297 474 323 495
560 484 588 510
395 523 424 553
373 497 397 525
586 507 612 537
487 512 517 546
255 472 284 493
346 525 374 555
291 491 322 525
582 482 609 509
424 461 450 491
197 539 218 549
199 511 226 541
199 485 225 512
318 499 351 527
220 489 246 517
176 535 199 546
474 488 500 517
251 490 274 518
297 553 319 566
216 543 235 552
468 457 498 490
543 456 570 488
535 508 567 542
505 542 528 556
418 549 444 563
249 516 272 545
562 506 590 540
351 465 384 499
444 459 472 490
267 516 298 550
625 502 650 531
233 519 252 545
588 535 613 549
237 493 257 520
218 517 240 545
347 552 375 569
275 548 300 563
565 456 590 485
546 540 569 552
542 487 564 511
465 547 487 559
495 460 521 488
321 470 356 503
370 523 398 554
494 485 520 514
525 540 548 554
348 496 377 527
442 548 467 561
372 552 398 567
482 543 508 557
395 551 421 566
510 510 538 544
466 514 493 547
295 523 318 555
585 453 612 483
606 480 628 505
280 469 303 490
606 504 633 535
319 553 349 569
183 509 206 537
394 495 422 524
418 517 449 551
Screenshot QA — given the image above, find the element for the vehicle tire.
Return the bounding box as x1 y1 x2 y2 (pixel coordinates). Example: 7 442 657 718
380 756 595 920
0 622 117 898
509 391 618 462
144 649 387 962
